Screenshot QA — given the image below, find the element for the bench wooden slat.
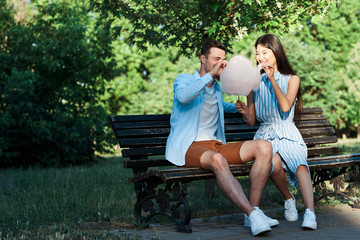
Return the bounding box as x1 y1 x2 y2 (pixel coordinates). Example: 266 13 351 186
115 128 170 138
123 146 342 169
299 127 335 137
296 120 331 128
116 124 335 148
307 153 360 170
119 132 257 148
119 137 168 148
129 153 360 183
122 146 166 158
308 146 339 157
296 114 328 121
121 135 339 158
303 135 338 145
307 153 360 162
297 107 323 114
109 107 324 129
112 121 170 130
123 146 341 168
129 164 253 183
111 115 328 132
112 119 330 134
224 124 260 131
123 158 173 168
110 114 170 123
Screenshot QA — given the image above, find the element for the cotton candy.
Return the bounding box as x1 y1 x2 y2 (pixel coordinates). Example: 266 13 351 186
220 55 262 96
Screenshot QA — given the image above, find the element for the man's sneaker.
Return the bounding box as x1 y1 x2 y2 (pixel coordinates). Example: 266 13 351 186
248 209 271 236
302 208 317 230
244 207 279 227
284 193 298 221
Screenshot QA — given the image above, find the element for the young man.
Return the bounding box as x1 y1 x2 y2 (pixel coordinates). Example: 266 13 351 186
165 40 278 236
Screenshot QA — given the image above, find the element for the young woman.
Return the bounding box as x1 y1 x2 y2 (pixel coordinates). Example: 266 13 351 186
236 34 317 230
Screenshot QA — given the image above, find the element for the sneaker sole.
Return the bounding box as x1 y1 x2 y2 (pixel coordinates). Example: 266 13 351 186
252 226 271 236
285 216 298 222
269 221 279 227
246 221 279 228
302 224 317 230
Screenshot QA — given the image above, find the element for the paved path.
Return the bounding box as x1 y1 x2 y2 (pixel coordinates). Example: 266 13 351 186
111 205 360 239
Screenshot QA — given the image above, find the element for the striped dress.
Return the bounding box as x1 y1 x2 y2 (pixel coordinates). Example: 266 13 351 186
254 72 308 189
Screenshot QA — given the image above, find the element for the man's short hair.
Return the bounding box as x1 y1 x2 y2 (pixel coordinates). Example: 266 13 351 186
200 40 226 58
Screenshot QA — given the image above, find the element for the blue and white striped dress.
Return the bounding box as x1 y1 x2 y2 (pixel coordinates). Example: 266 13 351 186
254 72 308 189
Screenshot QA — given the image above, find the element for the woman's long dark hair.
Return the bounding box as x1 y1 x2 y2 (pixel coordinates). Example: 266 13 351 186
255 34 303 122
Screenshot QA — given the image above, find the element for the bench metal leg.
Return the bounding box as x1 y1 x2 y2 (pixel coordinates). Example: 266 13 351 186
133 181 192 233
313 166 360 207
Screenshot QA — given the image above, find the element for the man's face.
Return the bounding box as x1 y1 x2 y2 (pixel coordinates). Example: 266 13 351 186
202 47 226 74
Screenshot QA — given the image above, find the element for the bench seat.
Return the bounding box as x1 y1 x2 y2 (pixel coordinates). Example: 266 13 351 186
109 107 360 233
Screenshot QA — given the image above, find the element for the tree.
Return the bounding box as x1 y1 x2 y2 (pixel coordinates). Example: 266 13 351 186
90 0 337 56
101 19 198 115
0 0 117 167
290 0 360 136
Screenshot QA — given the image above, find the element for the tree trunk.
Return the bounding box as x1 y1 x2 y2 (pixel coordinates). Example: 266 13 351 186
342 133 347 140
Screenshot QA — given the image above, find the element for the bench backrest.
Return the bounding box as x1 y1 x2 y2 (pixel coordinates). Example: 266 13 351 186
109 107 339 169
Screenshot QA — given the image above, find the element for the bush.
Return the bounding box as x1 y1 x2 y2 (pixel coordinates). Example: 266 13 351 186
0 1 117 167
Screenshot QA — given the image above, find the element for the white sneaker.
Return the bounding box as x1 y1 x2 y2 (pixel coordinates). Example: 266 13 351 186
284 193 298 221
248 209 272 236
302 208 317 230
244 207 279 227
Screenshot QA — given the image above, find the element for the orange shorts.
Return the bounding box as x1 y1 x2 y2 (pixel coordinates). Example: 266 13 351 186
185 140 245 167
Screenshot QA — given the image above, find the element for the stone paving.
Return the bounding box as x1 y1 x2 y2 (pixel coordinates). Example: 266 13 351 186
112 205 360 240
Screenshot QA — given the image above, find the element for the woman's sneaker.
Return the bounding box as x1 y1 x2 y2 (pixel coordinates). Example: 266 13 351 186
244 207 279 227
284 193 298 221
248 209 272 236
302 208 317 230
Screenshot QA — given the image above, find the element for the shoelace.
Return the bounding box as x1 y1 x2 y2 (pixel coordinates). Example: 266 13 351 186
285 200 297 212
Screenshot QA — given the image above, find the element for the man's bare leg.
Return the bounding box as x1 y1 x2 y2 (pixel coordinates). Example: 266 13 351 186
239 139 273 207
199 139 272 215
200 151 255 216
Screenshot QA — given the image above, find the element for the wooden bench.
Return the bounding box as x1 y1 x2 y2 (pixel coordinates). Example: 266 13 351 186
109 107 360 233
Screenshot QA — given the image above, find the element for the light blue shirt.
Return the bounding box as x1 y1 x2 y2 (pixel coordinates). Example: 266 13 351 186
165 71 237 166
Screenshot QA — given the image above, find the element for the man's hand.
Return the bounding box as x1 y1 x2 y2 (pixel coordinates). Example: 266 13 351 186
209 60 227 78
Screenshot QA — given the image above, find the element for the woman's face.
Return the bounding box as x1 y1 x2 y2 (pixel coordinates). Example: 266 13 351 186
256 44 277 69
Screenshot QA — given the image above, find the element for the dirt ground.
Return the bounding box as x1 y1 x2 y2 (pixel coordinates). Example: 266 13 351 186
109 204 360 240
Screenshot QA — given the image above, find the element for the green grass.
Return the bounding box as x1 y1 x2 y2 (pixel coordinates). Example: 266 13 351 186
1 138 359 239
0 157 134 239
335 138 360 154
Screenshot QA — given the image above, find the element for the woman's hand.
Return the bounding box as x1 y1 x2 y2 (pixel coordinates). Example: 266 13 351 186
261 62 275 80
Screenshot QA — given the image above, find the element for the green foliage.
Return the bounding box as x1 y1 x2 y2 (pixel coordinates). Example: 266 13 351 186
225 0 360 136
289 0 360 133
0 0 117 167
90 0 337 57
103 0 360 138
101 19 198 115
